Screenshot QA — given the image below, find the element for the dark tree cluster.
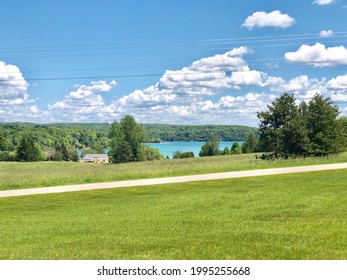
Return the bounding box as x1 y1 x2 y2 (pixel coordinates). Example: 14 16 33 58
16 134 44 162
257 93 345 159
108 115 162 163
173 151 195 159
198 137 254 157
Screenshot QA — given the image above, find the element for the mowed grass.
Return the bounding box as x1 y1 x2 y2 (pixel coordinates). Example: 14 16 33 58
1 152 347 190
0 169 346 260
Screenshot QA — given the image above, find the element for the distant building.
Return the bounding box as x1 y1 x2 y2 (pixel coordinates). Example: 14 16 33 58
79 154 109 163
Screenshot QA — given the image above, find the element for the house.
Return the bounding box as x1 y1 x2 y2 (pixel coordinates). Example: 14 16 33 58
79 154 109 163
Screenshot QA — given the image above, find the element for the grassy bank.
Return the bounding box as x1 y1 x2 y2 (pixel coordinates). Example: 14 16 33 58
0 169 346 259
1 152 347 190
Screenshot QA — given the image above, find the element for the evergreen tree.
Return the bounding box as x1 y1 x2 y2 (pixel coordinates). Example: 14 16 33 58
61 143 70 161
258 93 343 159
338 117 347 151
120 115 145 160
70 149 79 162
111 139 133 163
109 118 135 163
306 94 342 156
258 93 298 157
16 134 43 162
241 133 259 153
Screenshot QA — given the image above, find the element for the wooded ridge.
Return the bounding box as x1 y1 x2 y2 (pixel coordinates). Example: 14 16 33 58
0 122 258 152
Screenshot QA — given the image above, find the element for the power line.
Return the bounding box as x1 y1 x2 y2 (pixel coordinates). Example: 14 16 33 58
2 64 346 83
198 31 347 43
1 31 346 56
2 40 346 60
1 31 346 81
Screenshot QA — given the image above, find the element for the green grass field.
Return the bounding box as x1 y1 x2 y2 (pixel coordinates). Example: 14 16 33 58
0 169 346 259
1 152 347 190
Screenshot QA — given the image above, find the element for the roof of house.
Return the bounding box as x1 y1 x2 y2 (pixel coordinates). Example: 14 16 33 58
81 154 108 161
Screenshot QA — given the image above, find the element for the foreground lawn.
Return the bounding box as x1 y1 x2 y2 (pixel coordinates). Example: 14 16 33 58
1 152 347 190
0 169 346 259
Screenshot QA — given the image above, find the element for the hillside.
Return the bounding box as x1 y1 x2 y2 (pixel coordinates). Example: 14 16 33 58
0 123 258 152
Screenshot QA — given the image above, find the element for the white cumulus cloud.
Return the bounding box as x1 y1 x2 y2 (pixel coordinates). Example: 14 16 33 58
326 74 347 102
0 61 46 122
326 74 347 90
284 43 347 67
48 80 117 122
319 30 334 37
313 0 335 5
242 10 295 30
0 61 30 106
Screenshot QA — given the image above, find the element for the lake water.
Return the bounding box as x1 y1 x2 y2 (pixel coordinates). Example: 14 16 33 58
78 142 243 159
146 141 243 159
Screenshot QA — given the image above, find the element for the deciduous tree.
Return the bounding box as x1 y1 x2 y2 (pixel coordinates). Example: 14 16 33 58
199 137 220 156
109 115 145 163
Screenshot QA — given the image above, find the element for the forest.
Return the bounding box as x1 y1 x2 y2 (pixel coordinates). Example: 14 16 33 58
0 122 257 161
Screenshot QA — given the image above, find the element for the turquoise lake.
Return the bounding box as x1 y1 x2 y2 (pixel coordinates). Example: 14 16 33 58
146 141 243 158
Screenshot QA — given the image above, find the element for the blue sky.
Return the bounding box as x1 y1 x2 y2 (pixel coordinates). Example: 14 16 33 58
1 0 347 125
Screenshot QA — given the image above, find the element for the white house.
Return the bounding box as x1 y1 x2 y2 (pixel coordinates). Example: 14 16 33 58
79 154 109 163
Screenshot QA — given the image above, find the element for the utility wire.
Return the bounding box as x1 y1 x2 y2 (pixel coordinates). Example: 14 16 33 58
1 31 346 54
1 31 346 80
2 64 346 82
2 38 346 60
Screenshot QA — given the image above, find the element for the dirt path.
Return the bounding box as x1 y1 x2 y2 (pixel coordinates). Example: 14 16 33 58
1 163 346 198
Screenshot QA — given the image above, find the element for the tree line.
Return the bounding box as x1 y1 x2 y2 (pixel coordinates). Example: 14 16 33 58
144 124 257 142
1 93 346 162
0 121 257 162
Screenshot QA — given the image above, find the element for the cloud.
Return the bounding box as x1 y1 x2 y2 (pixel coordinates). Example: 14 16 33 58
111 92 275 125
242 10 295 30
313 0 335 5
4 47 345 126
106 47 281 121
100 47 288 125
157 46 252 96
27 46 275 125
0 61 46 122
228 70 265 88
111 47 254 110
326 75 347 102
270 75 327 102
30 105 39 114
48 80 117 122
326 74 347 90
284 43 347 67
0 61 30 105
319 30 334 37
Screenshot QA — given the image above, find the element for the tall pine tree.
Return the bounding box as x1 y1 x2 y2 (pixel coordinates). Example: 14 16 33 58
16 134 43 162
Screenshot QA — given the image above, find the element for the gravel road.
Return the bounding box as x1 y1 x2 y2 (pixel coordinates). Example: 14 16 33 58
1 163 346 198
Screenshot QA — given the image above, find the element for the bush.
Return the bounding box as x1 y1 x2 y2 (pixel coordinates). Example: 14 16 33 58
231 142 242 154
0 151 16 161
221 147 230 155
138 146 162 161
173 151 195 159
